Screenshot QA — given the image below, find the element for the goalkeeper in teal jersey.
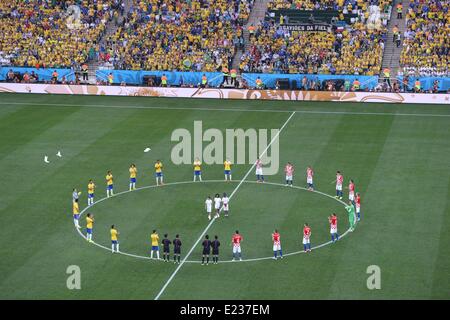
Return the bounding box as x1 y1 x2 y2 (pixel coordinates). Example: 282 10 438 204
345 201 356 232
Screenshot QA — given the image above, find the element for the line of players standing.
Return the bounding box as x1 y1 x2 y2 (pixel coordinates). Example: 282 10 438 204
150 163 362 263
149 230 242 265
71 159 362 262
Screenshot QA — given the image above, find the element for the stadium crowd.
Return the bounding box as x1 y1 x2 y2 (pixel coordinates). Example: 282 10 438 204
0 0 448 93
99 0 254 72
398 0 449 77
267 0 393 11
0 0 123 69
239 0 392 75
240 21 386 75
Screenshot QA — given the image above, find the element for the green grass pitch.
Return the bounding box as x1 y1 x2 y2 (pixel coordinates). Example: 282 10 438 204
0 93 449 300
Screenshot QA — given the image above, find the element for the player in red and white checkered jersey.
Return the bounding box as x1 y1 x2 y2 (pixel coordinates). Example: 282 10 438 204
335 171 344 199
303 223 311 252
231 230 243 261
255 158 264 183
355 192 361 221
284 162 294 186
347 179 355 203
272 230 283 259
328 213 339 242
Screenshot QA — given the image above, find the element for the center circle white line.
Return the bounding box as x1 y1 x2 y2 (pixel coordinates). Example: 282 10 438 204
74 180 355 263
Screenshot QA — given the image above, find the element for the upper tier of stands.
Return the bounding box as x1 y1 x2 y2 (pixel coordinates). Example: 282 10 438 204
0 0 448 80
399 0 449 77
101 0 254 72
0 0 122 68
239 0 393 75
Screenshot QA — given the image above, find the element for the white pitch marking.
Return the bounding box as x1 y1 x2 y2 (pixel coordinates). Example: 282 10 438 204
75 180 353 263
153 112 296 300
44 156 50 163
1 101 449 117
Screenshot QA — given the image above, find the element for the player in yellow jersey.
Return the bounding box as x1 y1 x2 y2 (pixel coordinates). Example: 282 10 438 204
72 199 80 228
224 159 232 181
87 180 95 206
106 171 114 197
193 157 202 182
150 229 160 259
86 213 94 242
154 160 164 186
129 164 137 191
111 225 120 253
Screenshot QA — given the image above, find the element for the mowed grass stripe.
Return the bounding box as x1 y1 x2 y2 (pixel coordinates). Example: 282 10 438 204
319 114 395 299
0 107 143 286
0 107 79 162
248 114 394 299
276 113 350 286
328 116 450 298
0 104 28 122
0 106 137 212
431 177 450 298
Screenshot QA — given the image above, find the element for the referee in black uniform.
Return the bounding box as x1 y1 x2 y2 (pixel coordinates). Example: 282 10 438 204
201 235 212 265
211 235 220 264
173 234 182 264
162 234 171 262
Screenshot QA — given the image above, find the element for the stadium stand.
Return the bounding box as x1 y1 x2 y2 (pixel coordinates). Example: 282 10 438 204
398 0 449 78
0 0 448 92
239 0 393 76
0 0 123 70
99 0 254 72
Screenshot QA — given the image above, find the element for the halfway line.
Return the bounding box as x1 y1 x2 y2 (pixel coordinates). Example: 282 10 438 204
153 111 296 300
